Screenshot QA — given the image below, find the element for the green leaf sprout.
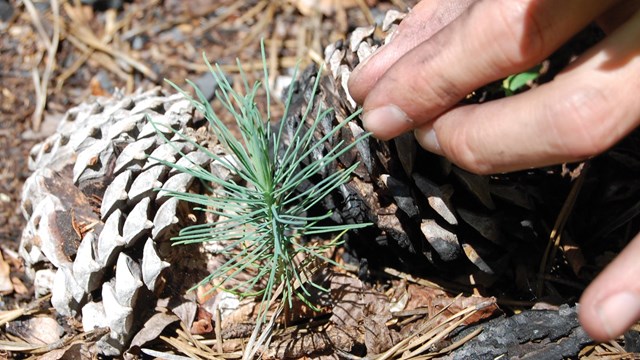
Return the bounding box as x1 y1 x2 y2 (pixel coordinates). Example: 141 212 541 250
502 64 542 96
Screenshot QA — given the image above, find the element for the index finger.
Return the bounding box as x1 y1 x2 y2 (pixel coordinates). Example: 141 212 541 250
348 0 477 104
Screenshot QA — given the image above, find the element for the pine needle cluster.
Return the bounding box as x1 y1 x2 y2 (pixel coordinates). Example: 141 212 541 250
155 45 370 318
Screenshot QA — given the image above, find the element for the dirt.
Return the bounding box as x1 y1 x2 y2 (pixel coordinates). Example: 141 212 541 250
1 0 639 359
0 0 393 252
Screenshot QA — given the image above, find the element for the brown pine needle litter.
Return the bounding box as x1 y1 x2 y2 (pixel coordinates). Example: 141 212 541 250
5 0 640 358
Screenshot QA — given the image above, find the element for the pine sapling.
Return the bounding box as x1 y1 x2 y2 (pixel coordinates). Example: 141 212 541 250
152 44 371 326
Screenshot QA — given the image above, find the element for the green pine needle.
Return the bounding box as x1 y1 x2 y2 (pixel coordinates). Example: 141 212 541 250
154 43 371 321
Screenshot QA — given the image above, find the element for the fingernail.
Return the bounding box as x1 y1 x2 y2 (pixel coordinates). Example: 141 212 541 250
415 124 442 155
596 292 640 338
362 105 413 140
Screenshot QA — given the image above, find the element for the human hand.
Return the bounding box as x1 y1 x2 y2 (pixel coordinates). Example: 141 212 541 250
348 0 640 175
347 0 640 342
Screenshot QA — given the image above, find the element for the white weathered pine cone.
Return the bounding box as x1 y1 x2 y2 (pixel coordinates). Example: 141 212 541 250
19 88 225 355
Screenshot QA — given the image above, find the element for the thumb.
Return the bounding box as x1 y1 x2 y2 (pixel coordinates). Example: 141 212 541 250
579 232 640 342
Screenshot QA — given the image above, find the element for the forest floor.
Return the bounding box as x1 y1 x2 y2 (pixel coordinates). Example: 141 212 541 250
1 0 639 359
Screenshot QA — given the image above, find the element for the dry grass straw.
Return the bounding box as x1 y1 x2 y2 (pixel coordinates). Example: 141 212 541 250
579 339 637 359
383 266 472 294
19 0 304 133
0 294 51 328
0 325 109 356
191 0 246 38
55 0 151 90
375 294 488 360
159 261 328 359
21 0 376 132
24 0 60 131
160 325 222 360
61 2 159 82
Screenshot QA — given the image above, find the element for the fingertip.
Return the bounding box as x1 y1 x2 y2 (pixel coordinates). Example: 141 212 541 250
414 123 443 155
579 290 640 342
362 104 414 141
579 233 640 342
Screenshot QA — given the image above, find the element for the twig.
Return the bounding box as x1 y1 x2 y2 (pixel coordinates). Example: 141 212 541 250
161 335 206 360
69 28 160 82
353 0 376 26
0 340 41 352
401 304 482 359
25 0 60 131
140 348 194 360
62 2 159 82
232 0 269 30
434 327 483 355
308 10 322 66
191 0 246 38
541 274 585 290
198 337 245 357
215 309 223 354
241 284 285 360
64 33 129 80
56 2 135 90
307 48 325 66
55 51 92 90
382 267 472 294
120 0 222 40
176 326 214 356
27 327 110 354
536 162 588 297
376 294 464 360
164 56 299 74
0 326 109 355
0 294 52 327
593 196 640 240
30 52 43 108
295 13 307 66
22 0 51 48
230 1 273 55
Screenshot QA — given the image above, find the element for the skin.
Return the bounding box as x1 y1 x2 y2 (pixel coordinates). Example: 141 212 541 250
348 0 640 342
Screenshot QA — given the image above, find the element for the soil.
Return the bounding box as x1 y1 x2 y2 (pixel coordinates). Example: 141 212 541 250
0 0 398 262
1 0 640 359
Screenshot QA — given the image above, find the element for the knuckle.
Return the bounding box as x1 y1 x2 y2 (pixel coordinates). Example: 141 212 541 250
486 0 547 69
407 42 467 108
547 87 616 159
443 122 493 174
417 70 465 108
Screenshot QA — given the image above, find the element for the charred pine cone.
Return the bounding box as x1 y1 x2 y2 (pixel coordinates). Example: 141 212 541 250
295 13 542 286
